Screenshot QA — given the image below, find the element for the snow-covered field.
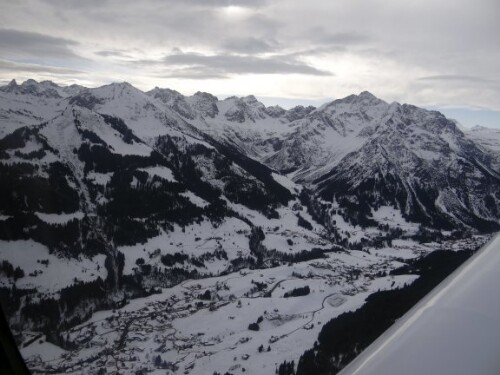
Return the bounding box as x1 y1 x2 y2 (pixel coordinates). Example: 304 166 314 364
17 235 488 375
0 240 106 292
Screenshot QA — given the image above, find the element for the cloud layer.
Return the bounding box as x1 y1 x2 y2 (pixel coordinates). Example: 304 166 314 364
0 29 80 59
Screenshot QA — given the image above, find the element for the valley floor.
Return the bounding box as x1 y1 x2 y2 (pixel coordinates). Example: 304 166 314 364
18 235 489 375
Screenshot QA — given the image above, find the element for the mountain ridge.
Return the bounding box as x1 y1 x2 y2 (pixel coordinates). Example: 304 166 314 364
1 78 499 233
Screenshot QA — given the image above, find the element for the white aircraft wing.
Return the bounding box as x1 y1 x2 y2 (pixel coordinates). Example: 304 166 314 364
339 234 500 375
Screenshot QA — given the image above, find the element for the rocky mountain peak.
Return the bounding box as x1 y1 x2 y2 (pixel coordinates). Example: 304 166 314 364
147 87 195 119
7 78 17 88
358 90 377 100
192 91 219 102
221 95 268 123
0 79 18 93
86 81 149 106
188 92 219 118
265 105 286 118
148 87 183 100
39 80 59 88
242 94 259 104
0 78 63 98
285 105 316 121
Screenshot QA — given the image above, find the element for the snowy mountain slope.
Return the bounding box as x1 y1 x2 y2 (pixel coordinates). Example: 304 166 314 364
465 125 500 170
0 80 497 263
0 83 334 343
0 98 304 261
0 79 77 138
200 95 299 159
67 82 199 142
0 79 499 374
146 88 310 160
313 103 500 231
263 92 391 181
1 79 85 98
0 80 498 272
163 87 500 232
155 91 389 182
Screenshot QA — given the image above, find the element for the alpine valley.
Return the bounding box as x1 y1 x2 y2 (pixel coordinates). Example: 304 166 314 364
0 79 499 375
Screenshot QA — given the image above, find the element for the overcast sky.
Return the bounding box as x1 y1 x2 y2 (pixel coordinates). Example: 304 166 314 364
1 0 499 127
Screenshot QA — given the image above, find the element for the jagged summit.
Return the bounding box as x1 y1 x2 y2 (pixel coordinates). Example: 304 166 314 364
284 104 316 121
242 94 259 103
147 87 184 103
107 81 133 87
188 91 219 118
0 78 62 98
94 81 138 97
0 78 385 123
0 79 88 101
0 79 18 93
358 90 377 99
147 87 196 119
23 78 39 86
39 79 60 87
193 91 218 101
329 90 386 107
265 104 286 118
0 78 383 108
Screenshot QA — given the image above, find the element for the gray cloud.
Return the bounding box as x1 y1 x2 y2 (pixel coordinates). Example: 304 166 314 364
282 46 348 59
94 50 136 58
417 75 496 84
319 32 372 46
221 37 278 54
0 29 80 59
157 68 229 80
0 59 84 75
255 29 373 60
40 0 110 9
170 0 267 7
95 50 127 58
42 0 267 9
161 52 333 76
301 28 373 47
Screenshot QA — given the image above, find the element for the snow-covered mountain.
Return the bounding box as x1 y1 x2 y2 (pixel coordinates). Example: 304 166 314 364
0 79 499 375
465 125 500 170
0 79 327 330
0 79 80 138
156 87 500 232
311 101 500 232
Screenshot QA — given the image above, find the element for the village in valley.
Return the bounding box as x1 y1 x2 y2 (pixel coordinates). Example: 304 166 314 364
21 233 487 375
